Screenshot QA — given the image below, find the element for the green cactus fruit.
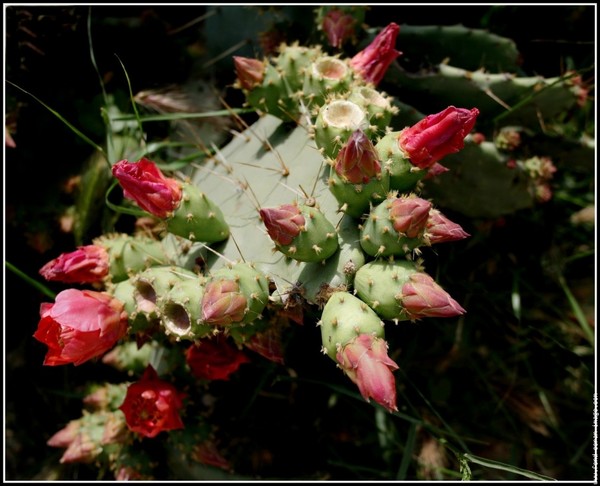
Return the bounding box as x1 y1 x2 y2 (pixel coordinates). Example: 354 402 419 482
93 233 170 284
157 276 215 341
131 265 199 319
302 56 354 109
274 43 322 91
327 129 390 218
313 99 370 159
246 62 301 122
201 262 270 327
166 182 230 243
375 130 428 192
259 201 339 263
111 277 156 335
359 193 432 257
354 259 466 321
319 290 385 360
353 259 421 321
346 86 398 135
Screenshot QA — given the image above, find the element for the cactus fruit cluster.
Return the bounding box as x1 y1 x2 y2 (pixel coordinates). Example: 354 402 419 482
27 7 592 480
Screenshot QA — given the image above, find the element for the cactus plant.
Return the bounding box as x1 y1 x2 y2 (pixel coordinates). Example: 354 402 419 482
16 6 593 481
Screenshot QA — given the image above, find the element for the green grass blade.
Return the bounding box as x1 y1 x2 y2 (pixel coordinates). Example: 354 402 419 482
557 274 595 346
5 261 56 300
396 421 417 480
112 108 254 123
6 80 105 155
115 54 145 144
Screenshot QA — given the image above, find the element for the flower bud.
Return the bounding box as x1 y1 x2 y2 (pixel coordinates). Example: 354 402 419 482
426 209 470 244
259 204 305 246
233 56 265 90
401 273 466 319
334 129 382 184
389 195 432 238
336 334 399 412
322 9 357 48
112 158 182 218
349 22 401 86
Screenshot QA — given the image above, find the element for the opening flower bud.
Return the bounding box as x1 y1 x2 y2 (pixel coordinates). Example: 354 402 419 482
259 204 305 246
335 129 382 184
398 106 480 169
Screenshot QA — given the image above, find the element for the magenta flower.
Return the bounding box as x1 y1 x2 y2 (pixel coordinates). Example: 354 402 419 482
33 289 128 366
401 273 466 319
39 245 109 284
322 9 356 48
119 365 185 438
336 334 399 412
112 158 182 218
398 106 480 169
426 209 470 244
389 196 432 238
349 22 401 86
259 204 305 246
334 129 382 184
233 56 265 90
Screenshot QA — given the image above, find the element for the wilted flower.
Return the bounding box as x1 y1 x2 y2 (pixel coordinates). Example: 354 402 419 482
119 365 185 438
349 22 401 86
259 204 305 246
39 245 109 284
112 158 182 218
334 129 382 184
185 337 250 381
336 334 399 412
33 289 128 366
400 273 466 319
398 106 480 169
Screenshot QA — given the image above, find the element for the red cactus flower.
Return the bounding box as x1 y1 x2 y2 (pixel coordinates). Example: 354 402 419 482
335 129 382 184
426 209 470 244
322 8 356 48
349 22 401 86
185 337 250 381
33 289 128 366
388 196 432 238
112 158 182 218
119 365 185 438
401 273 466 319
233 56 265 90
336 334 399 412
398 106 480 169
39 245 109 284
259 204 305 246
201 279 247 325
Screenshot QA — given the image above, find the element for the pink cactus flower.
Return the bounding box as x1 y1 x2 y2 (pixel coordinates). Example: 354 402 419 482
185 337 250 380
259 204 305 246
336 334 399 412
426 209 470 244
322 9 357 48
33 289 129 366
349 22 401 86
388 196 432 238
39 245 109 284
335 129 382 184
201 279 248 325
398 106 480 169
233 56 265 90
112 158 182 218
119 365 185 438
401 273 466 319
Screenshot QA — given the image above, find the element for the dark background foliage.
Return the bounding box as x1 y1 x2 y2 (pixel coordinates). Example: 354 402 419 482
4 4 595 480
